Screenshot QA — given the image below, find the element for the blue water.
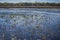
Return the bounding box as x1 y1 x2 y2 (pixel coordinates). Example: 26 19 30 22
0 8 60 40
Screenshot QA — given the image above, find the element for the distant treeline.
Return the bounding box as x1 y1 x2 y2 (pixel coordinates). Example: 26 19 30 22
0 2 60 6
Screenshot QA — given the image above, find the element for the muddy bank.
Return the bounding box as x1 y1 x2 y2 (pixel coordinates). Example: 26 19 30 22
0 6 60 8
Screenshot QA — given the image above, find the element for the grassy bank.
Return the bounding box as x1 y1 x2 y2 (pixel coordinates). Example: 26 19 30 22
0 2 60 8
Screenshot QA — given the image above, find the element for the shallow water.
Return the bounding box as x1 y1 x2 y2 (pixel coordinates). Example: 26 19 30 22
0 8 60 40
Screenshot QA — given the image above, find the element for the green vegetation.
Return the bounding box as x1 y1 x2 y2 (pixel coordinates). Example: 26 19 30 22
0 15 5 18
9 15 15 18
0 2 60 7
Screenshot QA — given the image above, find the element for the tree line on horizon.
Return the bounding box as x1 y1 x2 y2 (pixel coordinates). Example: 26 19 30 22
0 2 60 6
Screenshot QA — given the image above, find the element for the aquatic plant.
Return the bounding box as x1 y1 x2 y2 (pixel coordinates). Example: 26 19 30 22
36 25 39 28
0 15 5 18
9 15 15 18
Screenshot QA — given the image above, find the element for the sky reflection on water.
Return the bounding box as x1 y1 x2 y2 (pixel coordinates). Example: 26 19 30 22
0 8 60 40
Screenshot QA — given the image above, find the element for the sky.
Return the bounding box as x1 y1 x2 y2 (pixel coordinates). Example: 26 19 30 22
0 0 60 3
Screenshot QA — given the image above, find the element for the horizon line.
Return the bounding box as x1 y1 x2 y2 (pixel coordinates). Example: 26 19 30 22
0 2 60 3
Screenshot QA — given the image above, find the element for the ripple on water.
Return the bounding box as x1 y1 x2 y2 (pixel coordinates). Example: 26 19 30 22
0 8 60 40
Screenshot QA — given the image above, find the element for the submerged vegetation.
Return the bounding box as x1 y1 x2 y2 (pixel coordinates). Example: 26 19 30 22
0 13 60 40
0 8 60 40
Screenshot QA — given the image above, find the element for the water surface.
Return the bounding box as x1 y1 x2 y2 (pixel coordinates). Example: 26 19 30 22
0 8 60 40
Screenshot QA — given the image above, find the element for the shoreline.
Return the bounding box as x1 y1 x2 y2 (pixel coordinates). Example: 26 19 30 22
0 6 60 9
